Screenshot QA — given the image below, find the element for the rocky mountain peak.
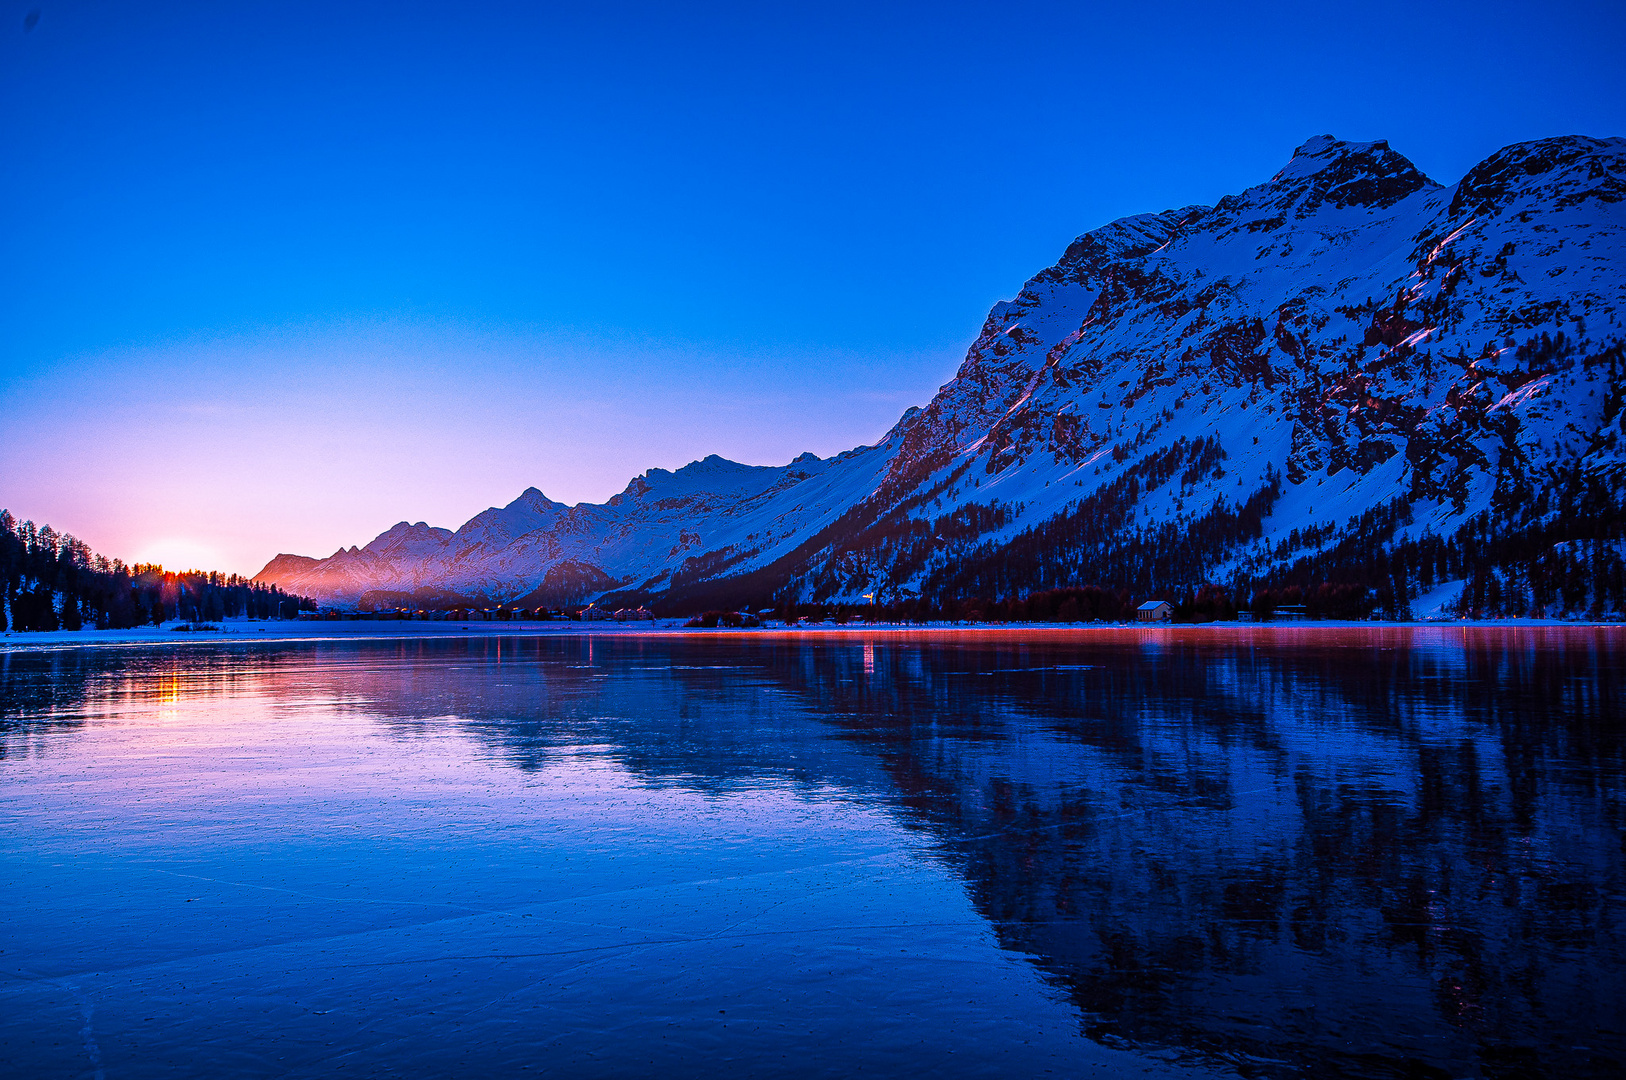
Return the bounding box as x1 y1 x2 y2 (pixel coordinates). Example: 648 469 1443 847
250 553 321 588
1448 134 1626 218
1261 134 1437 213
509 487 559 512
362 520 454 558
1055 208 1195 277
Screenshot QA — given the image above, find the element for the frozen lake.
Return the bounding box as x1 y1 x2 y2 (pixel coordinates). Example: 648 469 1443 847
2 628 1622 1078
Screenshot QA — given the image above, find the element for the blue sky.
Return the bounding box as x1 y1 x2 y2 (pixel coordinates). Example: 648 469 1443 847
2 0 1623 573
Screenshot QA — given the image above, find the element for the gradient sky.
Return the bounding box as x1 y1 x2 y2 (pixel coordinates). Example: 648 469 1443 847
3 0 1623 575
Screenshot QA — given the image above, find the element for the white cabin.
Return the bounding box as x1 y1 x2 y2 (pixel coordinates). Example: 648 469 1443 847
1135 600 1174 622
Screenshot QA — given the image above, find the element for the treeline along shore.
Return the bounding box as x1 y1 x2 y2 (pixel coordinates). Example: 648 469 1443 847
1 511 315 632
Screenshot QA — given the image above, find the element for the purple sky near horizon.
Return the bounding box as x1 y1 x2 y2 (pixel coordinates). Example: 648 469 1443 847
2 0 1623 576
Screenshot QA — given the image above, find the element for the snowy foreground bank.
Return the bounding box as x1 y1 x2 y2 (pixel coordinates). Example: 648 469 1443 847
3 616 1621 651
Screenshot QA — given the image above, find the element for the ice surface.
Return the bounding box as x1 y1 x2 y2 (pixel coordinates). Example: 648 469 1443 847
3 629 1622 1077
1 635 1226 1079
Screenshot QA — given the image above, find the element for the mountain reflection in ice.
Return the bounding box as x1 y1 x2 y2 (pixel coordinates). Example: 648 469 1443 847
1 628 1621 1079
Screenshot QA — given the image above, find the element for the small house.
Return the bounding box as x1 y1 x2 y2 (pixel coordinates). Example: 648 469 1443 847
1135 600 1174 622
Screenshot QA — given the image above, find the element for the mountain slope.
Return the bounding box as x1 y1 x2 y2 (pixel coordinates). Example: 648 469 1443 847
257 134 1626 617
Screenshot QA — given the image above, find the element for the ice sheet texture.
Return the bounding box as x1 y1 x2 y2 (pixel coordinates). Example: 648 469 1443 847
2 628 1622 1078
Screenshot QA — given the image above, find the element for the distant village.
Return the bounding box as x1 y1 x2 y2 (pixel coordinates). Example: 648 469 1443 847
304 605 660 624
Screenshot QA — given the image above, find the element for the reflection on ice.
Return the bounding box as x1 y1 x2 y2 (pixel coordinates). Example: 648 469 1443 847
1 627 1622 1078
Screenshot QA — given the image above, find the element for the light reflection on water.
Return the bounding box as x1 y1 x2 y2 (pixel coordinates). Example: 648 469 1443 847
1 627 1622 1079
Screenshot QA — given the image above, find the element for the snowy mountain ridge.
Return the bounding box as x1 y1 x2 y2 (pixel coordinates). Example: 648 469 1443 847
257 134 1626 615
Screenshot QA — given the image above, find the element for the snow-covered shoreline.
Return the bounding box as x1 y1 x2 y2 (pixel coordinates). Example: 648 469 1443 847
3 616 1620 653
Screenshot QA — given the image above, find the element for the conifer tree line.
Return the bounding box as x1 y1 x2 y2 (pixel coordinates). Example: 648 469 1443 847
908 465 1626 623
0 510 315 632
1242 473 1626 621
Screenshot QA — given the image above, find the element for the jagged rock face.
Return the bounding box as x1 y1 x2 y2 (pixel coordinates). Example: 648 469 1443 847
886 136 1621 503
257 135 1626 609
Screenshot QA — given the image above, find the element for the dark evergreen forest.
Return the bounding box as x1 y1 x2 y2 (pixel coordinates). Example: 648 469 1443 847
911 462 1624 623
1 510 314 632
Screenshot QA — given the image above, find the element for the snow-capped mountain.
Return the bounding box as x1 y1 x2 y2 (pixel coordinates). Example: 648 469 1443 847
257 134 1626 615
